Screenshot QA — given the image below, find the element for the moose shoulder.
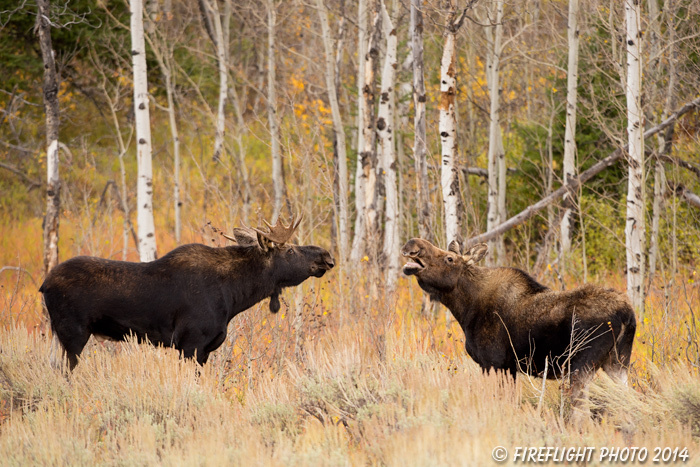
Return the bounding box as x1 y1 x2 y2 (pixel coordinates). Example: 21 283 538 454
401 238 635 409
41 217 334 370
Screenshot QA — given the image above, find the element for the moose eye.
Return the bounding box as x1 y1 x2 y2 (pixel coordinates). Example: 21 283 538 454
287 248 295 256
446 256 454 264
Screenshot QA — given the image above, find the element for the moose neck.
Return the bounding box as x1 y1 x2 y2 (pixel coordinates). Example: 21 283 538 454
222 246 280 321
437 266 494 330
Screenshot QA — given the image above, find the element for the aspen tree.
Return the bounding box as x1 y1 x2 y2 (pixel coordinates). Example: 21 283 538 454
131 0 158 261
439 2 468 247
412 0 431 241
377 0 399 287
624 0 645 312
560 0 580 270
36 0 61 274
267 0 286 221
350 0 369 262
484 0 504 264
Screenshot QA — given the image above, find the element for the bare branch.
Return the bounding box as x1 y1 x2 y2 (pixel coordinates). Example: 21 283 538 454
673 185 700 210
0 162 42 189
461 166 517 178
656 153 700 179
466 96 700 246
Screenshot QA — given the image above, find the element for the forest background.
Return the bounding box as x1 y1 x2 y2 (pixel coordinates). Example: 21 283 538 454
1 0 700 464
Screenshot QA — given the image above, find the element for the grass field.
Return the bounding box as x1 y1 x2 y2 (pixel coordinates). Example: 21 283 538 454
1 220 699 466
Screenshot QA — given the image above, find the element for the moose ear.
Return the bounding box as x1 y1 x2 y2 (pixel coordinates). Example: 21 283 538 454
256 230 274 252
464 243 488 265
232 228 258 246
447 240 461 255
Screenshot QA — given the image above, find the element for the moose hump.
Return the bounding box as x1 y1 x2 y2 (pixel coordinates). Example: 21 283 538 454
41 215 334 370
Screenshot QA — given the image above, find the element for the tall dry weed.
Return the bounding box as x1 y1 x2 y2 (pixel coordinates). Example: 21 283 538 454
1 221 700 464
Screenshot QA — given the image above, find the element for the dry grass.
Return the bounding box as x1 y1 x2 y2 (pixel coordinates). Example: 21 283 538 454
1 218 700 465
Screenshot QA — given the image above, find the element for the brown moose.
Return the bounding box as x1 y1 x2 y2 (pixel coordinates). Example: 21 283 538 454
41 216 334 370
401 238 636 416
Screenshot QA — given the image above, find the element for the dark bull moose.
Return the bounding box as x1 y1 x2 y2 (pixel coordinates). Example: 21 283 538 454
40 216 334 370
401 237 636 414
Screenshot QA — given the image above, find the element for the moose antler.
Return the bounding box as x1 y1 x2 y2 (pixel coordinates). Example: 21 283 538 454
253 214 302 245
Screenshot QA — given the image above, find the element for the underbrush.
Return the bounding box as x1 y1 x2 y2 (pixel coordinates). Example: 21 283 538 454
1 219 699 465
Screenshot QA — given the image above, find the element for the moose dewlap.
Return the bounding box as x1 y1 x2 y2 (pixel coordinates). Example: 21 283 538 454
41 216 334 370
401 238 636 412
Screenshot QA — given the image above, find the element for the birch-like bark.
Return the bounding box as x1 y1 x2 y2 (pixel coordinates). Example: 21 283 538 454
210 0 227 163
131 0 158 261
440 9 462 246
377 0 399 287
350 0 368 262
625 0 645 312
412 0 431 242
36 0 60 275
362 0 381 258
485 0 504 264
317 0 349 263
560 0 580 270
267 0 285 221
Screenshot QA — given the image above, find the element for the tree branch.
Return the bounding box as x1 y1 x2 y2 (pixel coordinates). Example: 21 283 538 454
0 162 42 189
461 166 517 178
466 96 700 246
657 153 700 178
198 0 218 49
674 185 700 210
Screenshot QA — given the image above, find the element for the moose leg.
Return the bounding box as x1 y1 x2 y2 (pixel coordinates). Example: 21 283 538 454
601 354 629 386
199 331 227 365
569 367 594 426
50 325 90 371
601 320 634 386
49 333 67 370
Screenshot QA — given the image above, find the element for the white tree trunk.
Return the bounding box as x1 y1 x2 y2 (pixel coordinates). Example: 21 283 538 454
440 26 461 246
362 0 381 258
267 0 285 221
412 0 431 242
625 0 645 312
317 0 349 263
350 0 369 262
131 0 158 262
36 0 60 276
485 0 504 264
560 0 580 269
210 0 227 163
378 0 399 287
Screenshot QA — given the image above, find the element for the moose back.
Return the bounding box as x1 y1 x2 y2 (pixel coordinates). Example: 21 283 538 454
41 217 334 370
401 237 635 412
